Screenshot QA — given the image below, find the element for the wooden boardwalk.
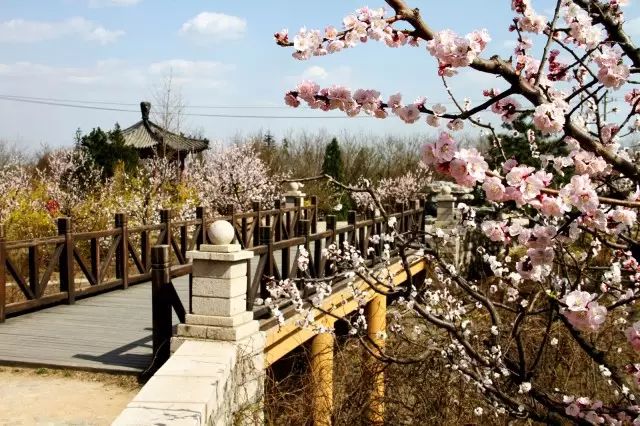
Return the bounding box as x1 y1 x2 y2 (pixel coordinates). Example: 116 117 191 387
0 277 189 374
0 222 343 374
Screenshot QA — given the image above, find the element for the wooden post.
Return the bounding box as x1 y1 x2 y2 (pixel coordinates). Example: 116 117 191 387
151 245 172 366
347 210 357 247
365 294 386 424
90 238 101 285
274 199 283 242
311 332 334 426
325 215 337 278
160 209 171 246
58 218 75 305
310 195 318 234
252 201 262 248
0 224 6 323
260 226 274 301
196 206 207 249
115 213 129 290
28 245 39 297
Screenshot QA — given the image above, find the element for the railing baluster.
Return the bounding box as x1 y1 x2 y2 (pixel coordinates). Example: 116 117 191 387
0 225 6 322
347 211 357 247
196 206 206 249
260 226 274 300
274 199 283 242
325 215 337 277
58 218 75 305
115 213 129 290
90 238 100 285
28 245 38 297
151 245 172 367
310 195 318 234
252 201 262 248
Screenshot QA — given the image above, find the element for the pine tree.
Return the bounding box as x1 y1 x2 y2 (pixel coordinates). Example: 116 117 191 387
322 137 344 181
78 123 139 178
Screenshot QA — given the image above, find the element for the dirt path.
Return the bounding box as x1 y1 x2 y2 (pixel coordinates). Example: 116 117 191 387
0 367 140 426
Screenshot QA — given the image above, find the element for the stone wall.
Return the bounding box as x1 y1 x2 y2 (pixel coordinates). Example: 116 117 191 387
113 334 265 426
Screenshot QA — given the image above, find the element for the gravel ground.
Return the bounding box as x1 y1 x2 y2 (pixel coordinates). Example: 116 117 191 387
0 367 140 426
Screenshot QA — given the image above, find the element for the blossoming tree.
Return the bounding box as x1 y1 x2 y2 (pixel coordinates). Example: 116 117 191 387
271 1 640 423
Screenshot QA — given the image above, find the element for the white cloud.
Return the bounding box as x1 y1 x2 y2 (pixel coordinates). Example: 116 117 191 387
148 60 235 88
180 12 246 43
0 17 124 45
302 66 328 80
0 59 233 90
89 0 142 7
286 65 352 87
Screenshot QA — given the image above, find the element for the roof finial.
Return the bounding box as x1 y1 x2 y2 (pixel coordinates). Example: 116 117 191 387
140 101 151 121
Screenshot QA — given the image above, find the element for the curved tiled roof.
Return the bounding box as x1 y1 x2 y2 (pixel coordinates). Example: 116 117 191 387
121 102 209 153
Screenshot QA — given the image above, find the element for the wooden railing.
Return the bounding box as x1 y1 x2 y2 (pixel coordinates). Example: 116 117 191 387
247 200 426 319
0 197 321 322
0 195 425 323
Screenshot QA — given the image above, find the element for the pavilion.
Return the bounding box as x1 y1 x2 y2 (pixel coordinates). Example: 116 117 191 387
121 101 209 167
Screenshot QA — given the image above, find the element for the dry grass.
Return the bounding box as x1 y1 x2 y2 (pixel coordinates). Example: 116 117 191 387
265 304 628 425
0 365 140 390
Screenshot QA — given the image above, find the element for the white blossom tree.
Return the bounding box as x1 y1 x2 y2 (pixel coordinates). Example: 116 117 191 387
267 1 640 423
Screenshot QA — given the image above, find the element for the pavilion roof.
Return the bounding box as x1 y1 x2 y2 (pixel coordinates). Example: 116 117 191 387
121 102 209 153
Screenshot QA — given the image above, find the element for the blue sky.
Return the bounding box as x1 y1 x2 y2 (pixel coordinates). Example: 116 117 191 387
1 0 639 151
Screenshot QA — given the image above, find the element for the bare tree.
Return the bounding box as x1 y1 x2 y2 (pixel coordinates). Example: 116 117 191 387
151 69 187 134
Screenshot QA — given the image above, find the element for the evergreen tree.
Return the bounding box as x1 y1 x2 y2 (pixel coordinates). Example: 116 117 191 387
78 124 139 178
322 137 344 181
486 112 567 172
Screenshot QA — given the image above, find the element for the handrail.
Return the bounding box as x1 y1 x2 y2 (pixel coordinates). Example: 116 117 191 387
0 197 425 323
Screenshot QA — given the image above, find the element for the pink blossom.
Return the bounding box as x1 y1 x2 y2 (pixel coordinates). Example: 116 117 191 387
609 208 636 229
284 92 300 107
397 104 421 124
296 80 320 102
626 321 640 351
325 25 338 40
561 290 607 332
503 158 518 173
387 93 402 110
482 176 506 202
519 12 547 33
528 247 554 266
481 220 507 242
559 175 599 214
426 114 440 127
540 196 569 217
422 144 437 165
506 165 534 186
625 89 640 112
447 119 464 131
594 46 629 89
533 101 567 134
434 132 457 162
426 29 489 69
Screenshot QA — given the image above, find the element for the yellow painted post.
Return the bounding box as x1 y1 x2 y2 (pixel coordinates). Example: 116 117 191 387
366 294 386 424
311 332 334 426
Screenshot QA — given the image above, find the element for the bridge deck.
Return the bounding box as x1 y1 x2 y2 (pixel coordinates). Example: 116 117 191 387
0 224 343 374
0 277 189 374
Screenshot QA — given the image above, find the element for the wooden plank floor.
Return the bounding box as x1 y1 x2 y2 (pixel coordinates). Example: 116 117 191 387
0 222 345 374
0 277 189 374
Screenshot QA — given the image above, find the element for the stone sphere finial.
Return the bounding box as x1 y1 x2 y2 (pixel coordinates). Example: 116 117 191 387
288 182 300 191
207 220 235 245
442 185 452 195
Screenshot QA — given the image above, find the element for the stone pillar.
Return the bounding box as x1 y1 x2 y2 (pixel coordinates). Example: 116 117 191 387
365 295 386 425
176 220 265 425
284 181 306 208
311 332 334 426
435 185 456 228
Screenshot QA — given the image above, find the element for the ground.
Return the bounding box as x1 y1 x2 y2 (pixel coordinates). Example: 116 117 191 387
0 367 140 426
